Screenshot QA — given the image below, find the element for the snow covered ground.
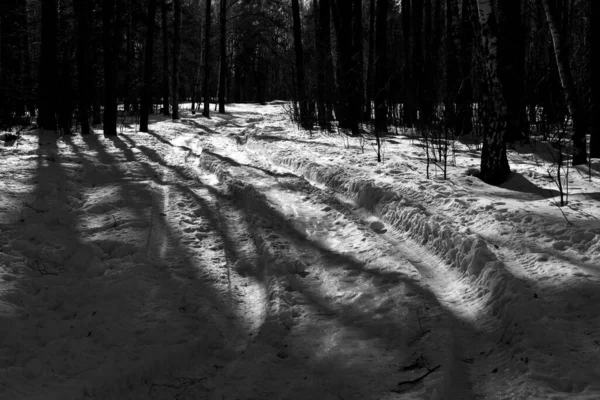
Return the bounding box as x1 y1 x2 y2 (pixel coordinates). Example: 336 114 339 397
0 103 599 399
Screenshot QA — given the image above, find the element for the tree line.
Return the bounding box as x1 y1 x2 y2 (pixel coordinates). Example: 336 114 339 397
0 0 598 185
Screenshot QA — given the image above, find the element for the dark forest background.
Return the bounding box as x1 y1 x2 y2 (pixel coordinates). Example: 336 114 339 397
0 0 598 185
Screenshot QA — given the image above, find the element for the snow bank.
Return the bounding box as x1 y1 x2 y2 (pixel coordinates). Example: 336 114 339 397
248 143 542 329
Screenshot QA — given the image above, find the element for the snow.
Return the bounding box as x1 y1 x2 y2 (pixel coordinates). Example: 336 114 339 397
1 103 599 399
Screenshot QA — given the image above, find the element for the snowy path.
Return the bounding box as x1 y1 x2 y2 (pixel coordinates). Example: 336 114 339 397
1 103 599 399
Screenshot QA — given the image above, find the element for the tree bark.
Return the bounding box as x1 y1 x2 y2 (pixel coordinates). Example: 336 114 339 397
411 0 423 124
102 0 119 136
444 0 459 131
455 0 473 136
218 0 226 113
365 0 375 121
402 0 414 126
353 0 364 120
541 0 588 165
315 0 327 127
161 0 170 116
172 0 181 119
476 0 511 184
592 0 600 158
74 0 90 135
373 0 388 132
497 0 527 142
124 0 133 112
202 0 211 117
292 0 309 128
330 0 359 134
321 0 335 121
140 0 158 132
38 0 58 130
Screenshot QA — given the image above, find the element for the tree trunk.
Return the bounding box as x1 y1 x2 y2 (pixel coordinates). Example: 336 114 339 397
353 0 364 120
592 0 600 158
331 0 359 134
402 0 414 126
455 0 473 136
140 0 158 132
292 0 309 128
172 0 181 119
218 0 226 113
202 0 211 117
321 0 335 120
476 0 511 184
161 0 170 116
541 0 587 165
21 0 35 118
497 0 527 142
124 0 133 112
74 0 90 135
444 0 459 131
315 0 327 127
38 0 58 130
102 0 119 136
365 0 375 121
411 0 423 124
374 0 388 132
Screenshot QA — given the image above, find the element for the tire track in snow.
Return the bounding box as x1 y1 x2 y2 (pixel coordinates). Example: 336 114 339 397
196 149 476 399
246 141 600 398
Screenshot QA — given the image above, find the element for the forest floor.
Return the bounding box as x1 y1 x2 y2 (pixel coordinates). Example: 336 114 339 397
1 102 600 400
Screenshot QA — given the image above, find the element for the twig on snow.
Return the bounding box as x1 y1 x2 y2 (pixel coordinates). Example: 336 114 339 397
393 365 441 390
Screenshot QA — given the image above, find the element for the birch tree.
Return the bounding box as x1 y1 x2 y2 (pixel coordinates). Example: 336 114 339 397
475 0 510 184
541 0 588 165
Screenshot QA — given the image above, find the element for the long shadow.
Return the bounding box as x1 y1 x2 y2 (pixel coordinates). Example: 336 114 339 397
253 134 338 148
252 169 600 396
498 171 561 198
179 119 219 135
207 148 600 395
65 132 249 392
114 131 472 397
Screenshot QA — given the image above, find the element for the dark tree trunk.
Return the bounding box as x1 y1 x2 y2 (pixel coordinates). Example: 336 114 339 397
172 0 181 119
321 0 335 120
402 0 414 126
202 0 211 117
102 0 119 137
353 0 364 120
161 0 170 116
21 0 35 118
331 0 359 134
455 0 473 136
140 0 158 132
39 0 58 130
444 0 458 131
315 0 327 127
411 0 423 124
592 0 600 157
218 0 226 113
74 0 90 135
292 0 309 127
191 12 203 113
365 0 375 121
374 0 388 132
541 0 588 165
420 0 434 124
497 0 527 142
124 0 133 112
